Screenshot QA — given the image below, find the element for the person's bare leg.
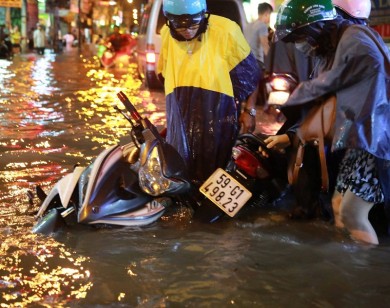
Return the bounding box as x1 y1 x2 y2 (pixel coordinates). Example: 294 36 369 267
331 190 344 228
339 189 378 245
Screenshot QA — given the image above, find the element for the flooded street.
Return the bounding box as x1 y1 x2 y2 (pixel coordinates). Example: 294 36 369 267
1 49 390 307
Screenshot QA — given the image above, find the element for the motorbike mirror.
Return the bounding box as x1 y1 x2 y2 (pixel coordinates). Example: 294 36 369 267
115 105 145 145
117 91 163 143
114 105 134 126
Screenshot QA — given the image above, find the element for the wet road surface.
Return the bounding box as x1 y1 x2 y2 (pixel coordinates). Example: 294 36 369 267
0 48 390 307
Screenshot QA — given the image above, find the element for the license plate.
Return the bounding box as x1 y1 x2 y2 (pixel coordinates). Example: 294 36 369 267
199 168 252 217
268 91 290 106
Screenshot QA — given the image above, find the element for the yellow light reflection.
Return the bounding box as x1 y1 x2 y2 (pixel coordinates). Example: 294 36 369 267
0 54 168 305
73 60 165 148
0 233 92 306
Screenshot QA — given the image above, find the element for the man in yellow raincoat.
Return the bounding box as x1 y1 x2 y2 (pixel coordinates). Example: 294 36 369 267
157 0 260 186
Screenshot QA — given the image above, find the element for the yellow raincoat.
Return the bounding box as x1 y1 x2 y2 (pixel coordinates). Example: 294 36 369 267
158 15 260 184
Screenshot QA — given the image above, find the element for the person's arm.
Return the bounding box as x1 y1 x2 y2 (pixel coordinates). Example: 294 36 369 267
259 133 291 157
239 85 258 133
264 134 291 149
260 35 270 57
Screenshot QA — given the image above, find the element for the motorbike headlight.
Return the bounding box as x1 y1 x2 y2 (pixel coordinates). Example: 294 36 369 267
269 73 298 92
270 77 290 91
138 146 182 196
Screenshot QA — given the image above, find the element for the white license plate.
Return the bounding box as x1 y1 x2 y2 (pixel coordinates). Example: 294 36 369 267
199 168 252 217
268 91 290 106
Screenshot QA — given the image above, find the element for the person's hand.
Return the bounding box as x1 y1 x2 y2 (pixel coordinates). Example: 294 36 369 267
264 134 291 150
239 112 256 133
259 134 291 157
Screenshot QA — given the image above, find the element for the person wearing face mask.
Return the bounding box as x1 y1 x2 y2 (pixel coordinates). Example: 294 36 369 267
265 0 372 84
157 0 260 186
263 0 390 245
263 0 377 221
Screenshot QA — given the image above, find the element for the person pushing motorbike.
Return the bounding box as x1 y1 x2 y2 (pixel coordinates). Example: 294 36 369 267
263 0 374 221
157 0 260 186
266 0 390 245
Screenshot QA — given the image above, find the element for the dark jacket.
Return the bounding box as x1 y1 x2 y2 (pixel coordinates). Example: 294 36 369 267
265 40 314 82
281 19 390 207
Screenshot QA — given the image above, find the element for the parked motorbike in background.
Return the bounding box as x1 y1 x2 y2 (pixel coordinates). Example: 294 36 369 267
265 73 298 122
97 34 136 68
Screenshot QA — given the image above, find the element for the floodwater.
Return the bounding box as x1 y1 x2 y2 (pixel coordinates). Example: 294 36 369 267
1 49 390 307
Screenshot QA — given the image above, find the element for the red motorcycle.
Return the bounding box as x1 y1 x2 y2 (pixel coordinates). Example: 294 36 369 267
98 34 136 68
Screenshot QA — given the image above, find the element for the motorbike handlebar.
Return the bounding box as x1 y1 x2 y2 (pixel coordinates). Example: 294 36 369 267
237 133 274 155
117 91 164 143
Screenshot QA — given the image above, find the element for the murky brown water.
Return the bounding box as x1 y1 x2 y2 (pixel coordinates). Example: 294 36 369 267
1 48 390 307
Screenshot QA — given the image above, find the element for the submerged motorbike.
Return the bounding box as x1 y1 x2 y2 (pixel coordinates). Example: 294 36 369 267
121 92 291 222
117 93 289 223
32 92 186 235
32 90 289 234
192 77 298 222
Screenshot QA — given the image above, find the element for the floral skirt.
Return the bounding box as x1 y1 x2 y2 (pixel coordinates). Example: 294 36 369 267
336 149 384 204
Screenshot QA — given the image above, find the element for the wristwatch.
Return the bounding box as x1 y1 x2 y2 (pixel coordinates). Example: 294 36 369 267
244 107 256 117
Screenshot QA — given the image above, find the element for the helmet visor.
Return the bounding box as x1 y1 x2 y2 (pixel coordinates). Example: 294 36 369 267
165 12 204 30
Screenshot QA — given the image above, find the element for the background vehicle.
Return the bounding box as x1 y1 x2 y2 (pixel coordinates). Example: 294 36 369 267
265 72 298 123
136 0 249 89
98 33 137 68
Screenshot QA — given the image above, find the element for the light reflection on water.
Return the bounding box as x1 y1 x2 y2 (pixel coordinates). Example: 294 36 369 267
0 232 92 306
0 50 390 306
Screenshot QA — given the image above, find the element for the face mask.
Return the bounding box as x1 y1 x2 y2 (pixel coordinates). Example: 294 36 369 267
294 40 317 57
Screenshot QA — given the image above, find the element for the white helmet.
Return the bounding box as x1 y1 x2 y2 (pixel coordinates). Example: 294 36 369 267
332 0 371 19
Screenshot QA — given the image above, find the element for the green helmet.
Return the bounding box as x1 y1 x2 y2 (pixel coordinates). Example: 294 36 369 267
275 0 337 41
